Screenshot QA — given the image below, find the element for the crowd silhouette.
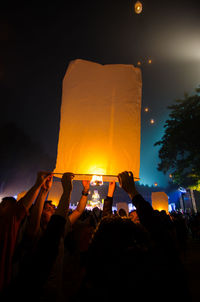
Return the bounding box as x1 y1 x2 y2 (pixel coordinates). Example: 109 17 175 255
0 170 199 302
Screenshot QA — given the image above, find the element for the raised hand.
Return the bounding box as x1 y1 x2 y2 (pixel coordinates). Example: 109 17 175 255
42 174 53 191
35 171 52 188
61 172 75 193
107 181 116 197
82 180 90 193
118 171 138 199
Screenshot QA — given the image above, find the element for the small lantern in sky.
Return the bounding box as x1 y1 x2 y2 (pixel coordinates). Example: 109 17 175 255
154 182 158 187
144 107 149 112
137 61 141 66
135 1 143 14
148 59 152 64
150 118 155 124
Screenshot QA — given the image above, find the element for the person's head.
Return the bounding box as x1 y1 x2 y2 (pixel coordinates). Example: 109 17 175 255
129 210 140 224
40 200 56 228
87 216 151 292
0 196 17 211
118 208 127 217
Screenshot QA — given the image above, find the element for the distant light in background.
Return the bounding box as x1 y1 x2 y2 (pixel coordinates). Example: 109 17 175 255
169 174 173 179
137 61 141 66
145 24 200 62
154 182 158 187
148 59 152 64
150 118 155 124
144 107 149 112
134 1 143 14
178 187 187 193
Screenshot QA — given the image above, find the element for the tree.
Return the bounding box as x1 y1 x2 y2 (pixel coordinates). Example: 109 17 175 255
154 87 200 191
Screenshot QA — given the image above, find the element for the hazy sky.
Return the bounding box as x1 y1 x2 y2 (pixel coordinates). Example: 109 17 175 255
1 0 200 188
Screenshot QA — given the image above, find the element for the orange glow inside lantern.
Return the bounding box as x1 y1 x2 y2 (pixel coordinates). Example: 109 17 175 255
135 1 142 14
90 175 103 186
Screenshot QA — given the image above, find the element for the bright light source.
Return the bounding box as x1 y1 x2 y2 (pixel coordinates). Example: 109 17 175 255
90 175 103 186
178 187 187 193
137 61 141 66
148 59 152 64
150 118 155 124
135 1 142 14
144 107 149 112
154 182 158 187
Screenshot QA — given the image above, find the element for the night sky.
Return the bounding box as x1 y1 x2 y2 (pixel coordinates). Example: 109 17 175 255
1 0 200 194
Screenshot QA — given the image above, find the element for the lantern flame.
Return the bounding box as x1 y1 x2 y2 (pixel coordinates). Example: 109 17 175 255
90 175 103 186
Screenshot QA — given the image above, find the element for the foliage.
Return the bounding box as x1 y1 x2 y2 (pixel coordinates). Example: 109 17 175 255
154 87 200 190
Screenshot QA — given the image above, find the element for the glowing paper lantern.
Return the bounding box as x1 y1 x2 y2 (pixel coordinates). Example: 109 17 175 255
151 192 169 213
144 107 149 112
148 59 152 64
54 59 142 181
135 1 142 14
150 118 155 124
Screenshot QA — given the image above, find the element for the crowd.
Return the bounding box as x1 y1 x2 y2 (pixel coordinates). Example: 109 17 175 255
0 170 198 302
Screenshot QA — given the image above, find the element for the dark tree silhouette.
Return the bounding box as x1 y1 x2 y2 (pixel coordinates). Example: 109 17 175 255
155 87 200 190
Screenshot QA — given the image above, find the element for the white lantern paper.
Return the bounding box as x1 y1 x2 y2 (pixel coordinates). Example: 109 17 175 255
54 59 142 181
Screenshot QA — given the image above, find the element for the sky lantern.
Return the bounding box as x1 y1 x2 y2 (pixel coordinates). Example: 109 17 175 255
148 59 152 64
144 107 149 112
137 61 141 66
53 59 142 184
151 192 169 213
135 1 143 14
150 118 155 124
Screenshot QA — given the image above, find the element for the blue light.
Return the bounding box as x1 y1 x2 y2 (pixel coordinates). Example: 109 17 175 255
178 187 187 193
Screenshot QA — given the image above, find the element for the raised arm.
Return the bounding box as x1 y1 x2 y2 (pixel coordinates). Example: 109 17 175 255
118 171 154 229
26 174 53 238
18 172 52 212
69 179 90 225
102 181 116 217
54 172 74 219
